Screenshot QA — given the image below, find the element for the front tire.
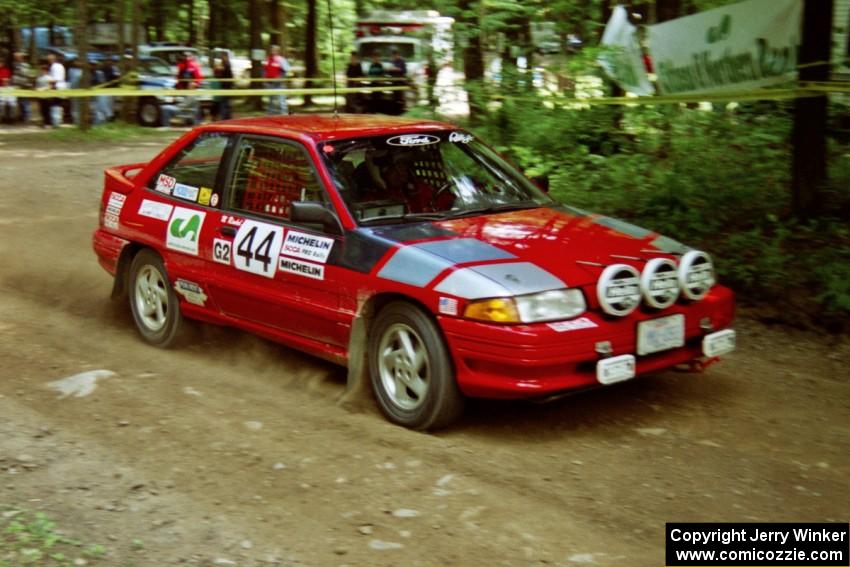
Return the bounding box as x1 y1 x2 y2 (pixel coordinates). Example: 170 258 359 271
128 249 183 347
368 301 464 430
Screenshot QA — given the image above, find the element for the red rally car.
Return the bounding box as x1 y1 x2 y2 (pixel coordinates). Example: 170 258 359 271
92 115 736 430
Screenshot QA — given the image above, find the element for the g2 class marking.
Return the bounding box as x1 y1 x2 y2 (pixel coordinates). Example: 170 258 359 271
212 238 232 265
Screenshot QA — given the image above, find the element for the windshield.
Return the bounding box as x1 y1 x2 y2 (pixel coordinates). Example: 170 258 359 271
358 42 417 60
320 131 553 224
154 49 198 66
139 58 173 76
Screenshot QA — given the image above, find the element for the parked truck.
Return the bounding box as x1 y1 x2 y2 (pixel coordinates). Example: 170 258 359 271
355 10 453 79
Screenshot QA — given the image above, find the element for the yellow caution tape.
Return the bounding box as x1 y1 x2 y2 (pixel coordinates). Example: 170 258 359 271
0 85 410 99
7 81 850 104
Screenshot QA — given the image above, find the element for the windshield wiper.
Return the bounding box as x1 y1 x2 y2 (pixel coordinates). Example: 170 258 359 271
359 212 448 225
445 202 541 219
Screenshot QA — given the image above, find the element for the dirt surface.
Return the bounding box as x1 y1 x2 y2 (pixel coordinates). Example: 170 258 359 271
0 128 848 567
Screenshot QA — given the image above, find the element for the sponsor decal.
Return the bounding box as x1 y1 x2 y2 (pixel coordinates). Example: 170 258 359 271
210 193 220 207
386 134 440 147
198 187 213 206
449 132 474 144
281 230 334 263
104 192 126 229
221 214 243 226
212 238 232 265
279 257 325 281
173 183 200 202
174 278 208 306
166 207 206 255
438 297 458 316
155 173 176 195
103 213 119 229
234 220 284 278
548 317 598 333
138 199 173 221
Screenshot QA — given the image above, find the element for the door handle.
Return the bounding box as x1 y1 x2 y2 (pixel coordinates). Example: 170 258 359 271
217 226 237 237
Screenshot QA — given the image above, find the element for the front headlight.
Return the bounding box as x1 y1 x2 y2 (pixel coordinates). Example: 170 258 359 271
678 250 716 301
464 289 586 324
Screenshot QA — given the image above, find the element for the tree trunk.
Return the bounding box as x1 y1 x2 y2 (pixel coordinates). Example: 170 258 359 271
77 0 91 131
187 0 196 45
269 0 282 47
655 0 682 23
303 0 318 107
208 0 217 47
792 0 833 220
118 0 130 122
28 20 36 64
152 0 166 42
458 0 484 123
249 0 264 111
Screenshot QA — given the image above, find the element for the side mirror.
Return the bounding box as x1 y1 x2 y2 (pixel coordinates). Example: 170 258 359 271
290 201 342 234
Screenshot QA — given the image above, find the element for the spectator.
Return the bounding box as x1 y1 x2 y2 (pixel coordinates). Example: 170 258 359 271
264 44 290 115
0 58 13 123
46 53 67 126
67 59 82 124
388 50 407 111
213 52 233 120
389 49 407 77
344 51 363 112
367 51 385 77
12 52 32 124
175 52 203 124
34 62 53 127
90 61 110 124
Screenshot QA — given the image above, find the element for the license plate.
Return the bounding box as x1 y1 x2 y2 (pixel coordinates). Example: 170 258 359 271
637 314 685 356
703 329 736 357
597 354 636 385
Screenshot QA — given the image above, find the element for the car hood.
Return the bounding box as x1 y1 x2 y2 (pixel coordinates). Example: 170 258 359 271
365 206 689 298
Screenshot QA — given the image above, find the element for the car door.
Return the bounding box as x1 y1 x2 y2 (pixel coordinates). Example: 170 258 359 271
205 134 349 349
134 131 234 314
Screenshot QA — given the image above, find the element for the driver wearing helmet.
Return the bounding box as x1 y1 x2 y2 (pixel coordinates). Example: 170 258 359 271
360 150 454 213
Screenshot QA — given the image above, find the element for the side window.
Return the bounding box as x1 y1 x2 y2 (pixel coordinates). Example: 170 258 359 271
228 137 327 221
152 133 231 207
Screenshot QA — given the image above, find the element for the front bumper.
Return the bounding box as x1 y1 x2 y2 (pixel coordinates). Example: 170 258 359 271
439 285 735 399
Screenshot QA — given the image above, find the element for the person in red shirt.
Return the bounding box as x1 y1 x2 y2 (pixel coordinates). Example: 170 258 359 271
0 60 11 86
176 52 203 89
175 52 203 124
264 44 290 114
0 59 13 123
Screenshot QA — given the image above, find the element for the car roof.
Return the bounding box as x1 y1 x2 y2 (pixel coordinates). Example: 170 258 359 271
204 114 457 143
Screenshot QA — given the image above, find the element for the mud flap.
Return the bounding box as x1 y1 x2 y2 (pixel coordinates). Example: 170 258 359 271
337 301 375 410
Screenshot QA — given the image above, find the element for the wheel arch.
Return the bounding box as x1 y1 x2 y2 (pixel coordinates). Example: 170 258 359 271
111 242 157 300
345 292 439 393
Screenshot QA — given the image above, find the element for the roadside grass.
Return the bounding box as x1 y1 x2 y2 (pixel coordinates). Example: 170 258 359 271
1 509 108 566
44 122 181 143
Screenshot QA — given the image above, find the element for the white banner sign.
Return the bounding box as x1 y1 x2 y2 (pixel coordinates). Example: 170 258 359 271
648 0 801 95
599 6 654 96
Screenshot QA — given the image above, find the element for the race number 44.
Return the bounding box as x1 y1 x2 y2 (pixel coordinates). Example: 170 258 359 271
233 220 283 278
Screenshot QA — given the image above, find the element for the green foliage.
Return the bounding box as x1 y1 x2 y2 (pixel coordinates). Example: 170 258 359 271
1 509 107 566
459 96 850 328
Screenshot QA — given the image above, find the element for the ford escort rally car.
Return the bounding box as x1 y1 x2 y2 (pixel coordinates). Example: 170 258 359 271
92 114 736 430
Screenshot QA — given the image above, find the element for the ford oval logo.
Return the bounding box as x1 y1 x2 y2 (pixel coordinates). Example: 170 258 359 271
386 134 440 147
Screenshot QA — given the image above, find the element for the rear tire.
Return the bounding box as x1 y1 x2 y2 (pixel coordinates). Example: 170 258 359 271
128 249 184 347
368 301 464 430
